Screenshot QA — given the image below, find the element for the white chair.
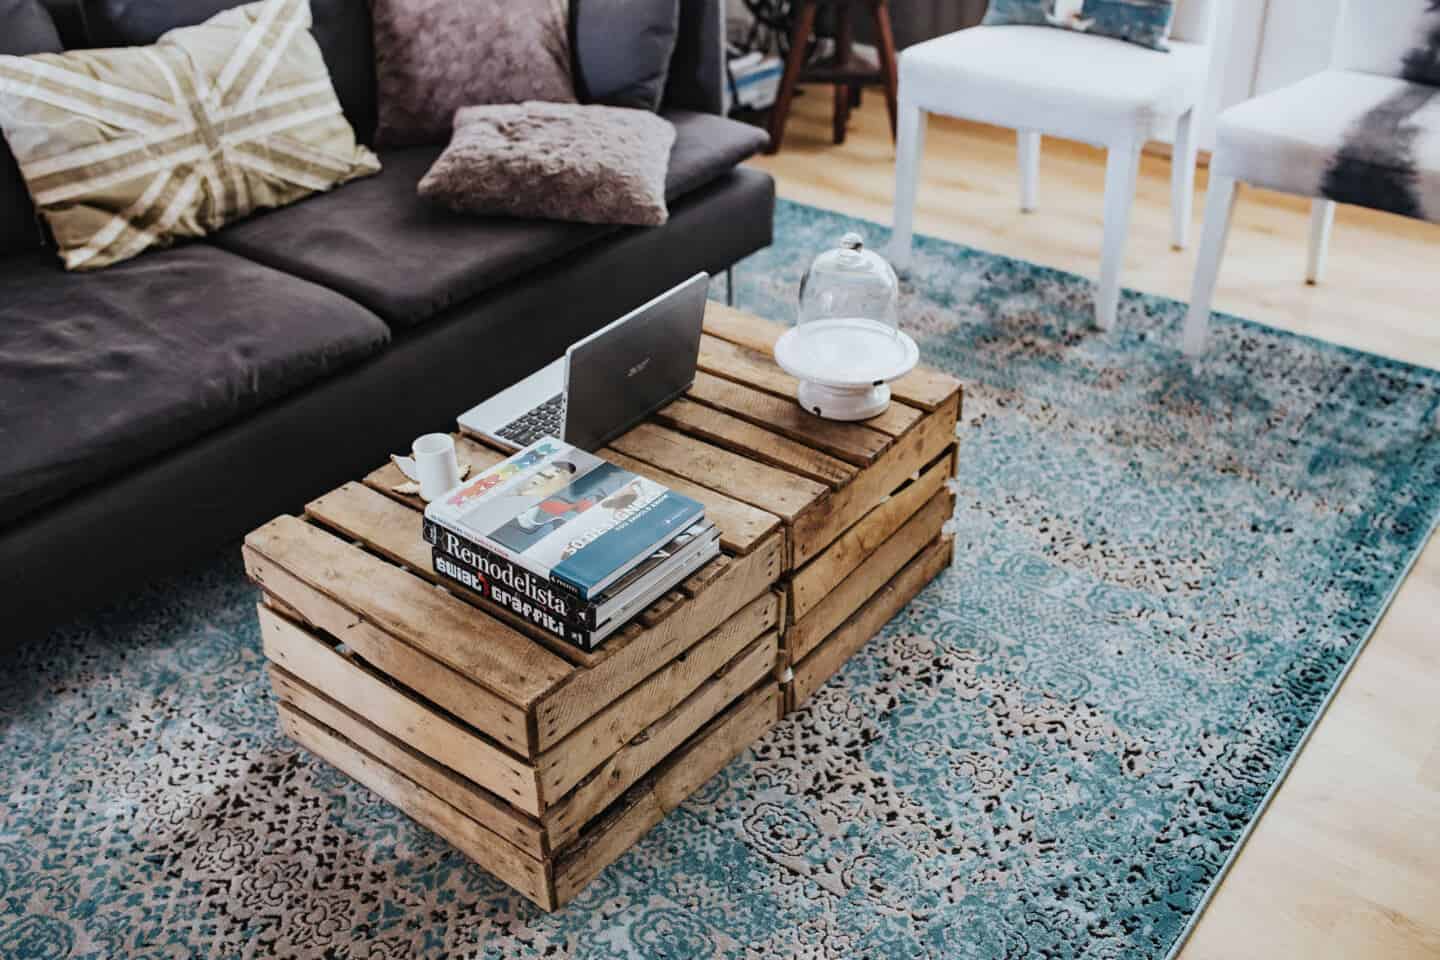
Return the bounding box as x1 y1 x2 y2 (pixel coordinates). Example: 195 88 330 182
1184 1 1440 355
888 1 1225 331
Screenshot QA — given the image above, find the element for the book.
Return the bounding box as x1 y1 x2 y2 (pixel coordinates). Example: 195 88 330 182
424 438 705 601
431 527 721 652
425 518 717 630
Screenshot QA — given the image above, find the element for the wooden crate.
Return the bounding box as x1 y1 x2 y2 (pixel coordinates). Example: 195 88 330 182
598 304 963 705
246 302 962 910
244 456 784 909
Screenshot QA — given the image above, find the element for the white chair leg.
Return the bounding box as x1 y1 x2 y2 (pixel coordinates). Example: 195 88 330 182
889 98 927 268
1096 137 1142 331
1183 174 1240 356
1306 199 1336 284
1171 109 1198 250
1018 130 1041 213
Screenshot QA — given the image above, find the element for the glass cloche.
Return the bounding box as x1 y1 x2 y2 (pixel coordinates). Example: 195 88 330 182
774 231 918 421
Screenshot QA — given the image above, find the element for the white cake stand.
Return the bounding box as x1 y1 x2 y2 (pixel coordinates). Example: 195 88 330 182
773 317 919 421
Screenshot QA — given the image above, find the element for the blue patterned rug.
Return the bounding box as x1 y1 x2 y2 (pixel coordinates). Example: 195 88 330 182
5 200 1440 959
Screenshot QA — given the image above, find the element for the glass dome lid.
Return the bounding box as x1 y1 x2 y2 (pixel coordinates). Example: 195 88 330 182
774 232 918 421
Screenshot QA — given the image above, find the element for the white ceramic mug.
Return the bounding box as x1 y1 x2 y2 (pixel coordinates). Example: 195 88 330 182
393 433 461 501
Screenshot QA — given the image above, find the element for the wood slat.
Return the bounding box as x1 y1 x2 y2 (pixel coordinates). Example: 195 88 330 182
277 702 555 910
609 422 827 522
248 548 532 753
685 370 891 467
638 589 687 628
598 450 780 556
552 787 663 907
790 450 954 622
246 515 571 709
363 434 507 510
788 489 953 662
541 631 778 851
790 392 959 566
258 606 544 814
697 333 923 439
648 682 781 813
532 530 782 750
702 303 963 413
791 537 955 708
551 681 780 906
269 665 547 859
652 397 857 490
534 592 778 805
680 554 731 596
697 332 803 405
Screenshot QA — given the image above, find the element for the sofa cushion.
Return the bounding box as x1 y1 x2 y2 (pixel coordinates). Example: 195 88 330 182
664 110 769 196
0 0 61 257
572 0 679 111
80 0 378 144
371 0 575 147
213 109 768 328
0 245 389 528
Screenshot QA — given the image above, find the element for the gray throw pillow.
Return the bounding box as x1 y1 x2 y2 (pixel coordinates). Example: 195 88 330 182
418 103 676 226
572 0 680 111
372 0 575 147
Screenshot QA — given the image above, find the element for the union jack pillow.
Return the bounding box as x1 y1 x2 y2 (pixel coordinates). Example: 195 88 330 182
0 0 379 270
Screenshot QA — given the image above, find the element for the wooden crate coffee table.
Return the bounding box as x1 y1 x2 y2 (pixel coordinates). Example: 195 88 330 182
244 303 961 910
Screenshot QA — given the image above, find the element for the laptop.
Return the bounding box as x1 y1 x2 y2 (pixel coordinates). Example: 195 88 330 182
459 273 709 452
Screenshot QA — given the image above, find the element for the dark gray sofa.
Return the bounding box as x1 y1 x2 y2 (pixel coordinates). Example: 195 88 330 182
0 0 775 637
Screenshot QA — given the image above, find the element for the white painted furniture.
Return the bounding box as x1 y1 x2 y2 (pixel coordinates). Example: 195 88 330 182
1184 1 1440 354
888 1 1225 330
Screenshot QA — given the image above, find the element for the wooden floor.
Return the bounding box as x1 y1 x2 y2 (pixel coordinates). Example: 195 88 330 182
747 95 1440 960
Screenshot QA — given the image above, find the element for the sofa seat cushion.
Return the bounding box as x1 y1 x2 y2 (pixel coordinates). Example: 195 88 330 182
0 245 389 527
212 110 769 329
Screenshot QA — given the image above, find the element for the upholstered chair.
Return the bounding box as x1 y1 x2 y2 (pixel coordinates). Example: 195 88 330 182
887 0 1226 331
1184 1 1440 355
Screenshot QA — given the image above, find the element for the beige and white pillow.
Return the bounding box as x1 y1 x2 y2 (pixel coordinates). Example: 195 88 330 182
0 0 379 270
418 103 676 227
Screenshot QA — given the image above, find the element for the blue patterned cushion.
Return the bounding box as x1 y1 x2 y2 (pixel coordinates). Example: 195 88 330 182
983 0 1176 52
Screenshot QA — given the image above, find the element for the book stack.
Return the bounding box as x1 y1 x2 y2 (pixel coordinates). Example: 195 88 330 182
423 437 718 652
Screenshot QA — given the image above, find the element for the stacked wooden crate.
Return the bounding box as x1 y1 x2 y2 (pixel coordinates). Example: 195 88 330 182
245 303 961 909
244 440 785 910
609 305 961 709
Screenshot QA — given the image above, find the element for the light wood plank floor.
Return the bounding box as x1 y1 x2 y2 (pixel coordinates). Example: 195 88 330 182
747 94 1440 960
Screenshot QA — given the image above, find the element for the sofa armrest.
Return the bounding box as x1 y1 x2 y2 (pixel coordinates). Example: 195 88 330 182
663 0 726 115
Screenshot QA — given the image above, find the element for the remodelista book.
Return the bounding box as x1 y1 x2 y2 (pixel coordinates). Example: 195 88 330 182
427 519 718 630
423 437 704 601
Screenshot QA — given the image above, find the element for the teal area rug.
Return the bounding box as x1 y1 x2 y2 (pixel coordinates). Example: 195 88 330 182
5 199 1440 959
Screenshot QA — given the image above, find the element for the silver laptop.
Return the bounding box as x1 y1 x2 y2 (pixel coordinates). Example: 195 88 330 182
459 273 709 452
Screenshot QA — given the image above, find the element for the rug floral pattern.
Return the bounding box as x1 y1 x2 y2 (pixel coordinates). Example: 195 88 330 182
4 200 1439 959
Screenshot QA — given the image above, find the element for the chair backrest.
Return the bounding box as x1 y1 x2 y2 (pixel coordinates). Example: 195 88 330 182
1169 0 1219 46
1334 0 1440 84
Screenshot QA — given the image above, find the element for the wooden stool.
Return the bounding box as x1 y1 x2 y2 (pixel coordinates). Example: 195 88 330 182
765 0 899 154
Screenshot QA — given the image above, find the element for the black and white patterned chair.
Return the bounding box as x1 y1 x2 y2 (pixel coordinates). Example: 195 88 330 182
1183 1 1440 354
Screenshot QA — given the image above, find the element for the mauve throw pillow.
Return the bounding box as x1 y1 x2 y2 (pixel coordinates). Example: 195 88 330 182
372 0 575 147
418 102 676 226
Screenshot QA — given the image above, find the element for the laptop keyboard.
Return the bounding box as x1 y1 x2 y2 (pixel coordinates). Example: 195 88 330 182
497 394 566 447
